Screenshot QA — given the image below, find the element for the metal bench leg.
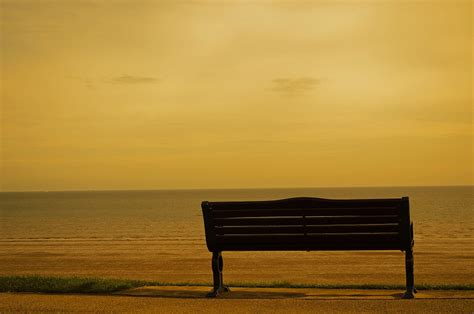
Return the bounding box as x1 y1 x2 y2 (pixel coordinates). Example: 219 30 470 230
403 247 416 299
207 251 230 297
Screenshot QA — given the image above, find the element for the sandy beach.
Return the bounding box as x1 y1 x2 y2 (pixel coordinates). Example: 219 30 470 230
3 232 473 312
1 235 472 285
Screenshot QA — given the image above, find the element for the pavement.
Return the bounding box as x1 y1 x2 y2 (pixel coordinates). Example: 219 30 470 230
1 286 474 313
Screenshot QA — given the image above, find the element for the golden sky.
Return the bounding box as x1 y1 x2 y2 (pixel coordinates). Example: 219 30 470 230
1 0 472 191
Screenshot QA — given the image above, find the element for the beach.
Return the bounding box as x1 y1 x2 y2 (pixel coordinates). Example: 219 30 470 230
1 187 472 285
1 187 473 311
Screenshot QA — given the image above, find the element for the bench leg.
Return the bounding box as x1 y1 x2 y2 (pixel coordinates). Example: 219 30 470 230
403 247 416 299
207 251 230 298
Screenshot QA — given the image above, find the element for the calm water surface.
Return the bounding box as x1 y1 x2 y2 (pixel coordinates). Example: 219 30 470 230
1 186 472 241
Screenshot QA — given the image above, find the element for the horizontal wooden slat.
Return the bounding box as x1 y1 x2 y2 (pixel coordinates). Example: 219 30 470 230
209 197 402 211
215 224 399 235
218 242 403 251
214 216 400 226
213 207 398 218
216 233 400 245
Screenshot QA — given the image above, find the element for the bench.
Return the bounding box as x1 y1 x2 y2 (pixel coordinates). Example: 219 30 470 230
201 196 415 298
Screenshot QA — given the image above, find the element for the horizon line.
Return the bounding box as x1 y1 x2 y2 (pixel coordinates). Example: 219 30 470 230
1 184 472 193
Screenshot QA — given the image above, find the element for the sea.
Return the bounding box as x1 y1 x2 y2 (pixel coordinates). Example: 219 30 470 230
1 186 472 241
1 186 473 284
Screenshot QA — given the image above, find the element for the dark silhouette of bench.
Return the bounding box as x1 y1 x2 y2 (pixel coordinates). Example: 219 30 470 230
201 196 415 298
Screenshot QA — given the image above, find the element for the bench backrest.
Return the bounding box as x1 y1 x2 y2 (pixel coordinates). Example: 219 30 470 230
202 197 413 252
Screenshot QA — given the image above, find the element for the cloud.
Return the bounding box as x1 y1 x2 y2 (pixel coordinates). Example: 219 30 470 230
65 75 96 89
269 77 320 94
112 75 159 84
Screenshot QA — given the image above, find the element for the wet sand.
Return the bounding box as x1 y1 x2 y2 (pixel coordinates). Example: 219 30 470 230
2 287 473 313
1 235 472 285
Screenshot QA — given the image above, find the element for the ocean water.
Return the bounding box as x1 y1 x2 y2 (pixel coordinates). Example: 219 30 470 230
1 186 473 284
1 186 472 241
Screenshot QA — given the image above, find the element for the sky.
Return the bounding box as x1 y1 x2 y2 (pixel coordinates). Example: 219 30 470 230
1 0 472 191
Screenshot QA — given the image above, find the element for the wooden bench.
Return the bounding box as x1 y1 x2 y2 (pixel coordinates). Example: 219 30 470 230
201 197 415 298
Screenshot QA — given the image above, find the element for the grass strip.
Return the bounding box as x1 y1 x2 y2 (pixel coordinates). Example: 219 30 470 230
0 275 473 294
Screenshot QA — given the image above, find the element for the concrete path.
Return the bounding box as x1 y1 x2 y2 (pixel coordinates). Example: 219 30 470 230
1 287 473 313
118 285 474 300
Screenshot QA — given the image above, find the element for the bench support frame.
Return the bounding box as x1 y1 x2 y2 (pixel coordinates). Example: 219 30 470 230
207 251 230 297
403 246 416 299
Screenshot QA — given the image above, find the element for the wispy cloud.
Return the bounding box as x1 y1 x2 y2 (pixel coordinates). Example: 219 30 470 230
66 75 96 89
269 77 320 94
111 75 159 84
